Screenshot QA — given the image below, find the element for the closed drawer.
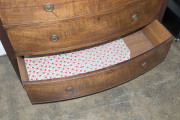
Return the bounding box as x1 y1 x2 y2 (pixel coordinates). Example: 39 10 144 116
17 20 173 103
7 0 162 55
1 0 146 25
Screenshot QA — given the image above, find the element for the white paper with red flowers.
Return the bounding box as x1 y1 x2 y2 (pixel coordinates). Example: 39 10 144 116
25 39 130 81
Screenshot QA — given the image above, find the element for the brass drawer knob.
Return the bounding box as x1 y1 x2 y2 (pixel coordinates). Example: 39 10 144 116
142 61 148 68
65 87 74 95
44 3 54 12
50 34 59 42
131 13 138 21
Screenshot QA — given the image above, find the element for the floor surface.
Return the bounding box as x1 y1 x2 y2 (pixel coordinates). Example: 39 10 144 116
0 42 180 120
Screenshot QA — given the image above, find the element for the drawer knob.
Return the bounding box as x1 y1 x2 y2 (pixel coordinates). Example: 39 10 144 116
50 34 59 42
131 14 138 21
44 3 54 12
142 61 148 68
65 87 74 95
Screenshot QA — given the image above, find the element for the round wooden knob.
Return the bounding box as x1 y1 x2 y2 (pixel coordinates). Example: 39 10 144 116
131 13 138 21
65 87 74 95
44 3 54 12
50 34 59 42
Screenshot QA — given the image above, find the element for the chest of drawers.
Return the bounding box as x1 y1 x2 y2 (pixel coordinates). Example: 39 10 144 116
0 0 173 104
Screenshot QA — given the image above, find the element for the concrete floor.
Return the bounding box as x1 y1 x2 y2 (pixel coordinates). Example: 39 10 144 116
0 42 180 120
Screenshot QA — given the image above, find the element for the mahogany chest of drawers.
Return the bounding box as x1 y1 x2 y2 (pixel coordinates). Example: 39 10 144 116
0 0 173 104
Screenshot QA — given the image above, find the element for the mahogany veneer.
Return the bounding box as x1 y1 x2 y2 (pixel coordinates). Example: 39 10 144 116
0 0 173 104
1 0 161 25
16 20 173 103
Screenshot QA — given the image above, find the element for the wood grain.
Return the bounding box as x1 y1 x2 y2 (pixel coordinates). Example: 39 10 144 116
0 0 170 104
142 20 172 46
22 38 172 103
0 0 139 25
0 0 137 9
0 19 20 79
123 31 154 58
17 56 29 81
17 20 173 103
6 0 162 55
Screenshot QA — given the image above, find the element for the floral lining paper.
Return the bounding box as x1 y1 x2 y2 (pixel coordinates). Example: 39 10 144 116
25 39 130 81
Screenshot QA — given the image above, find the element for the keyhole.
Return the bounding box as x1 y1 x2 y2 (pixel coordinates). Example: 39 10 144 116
97 18 100 22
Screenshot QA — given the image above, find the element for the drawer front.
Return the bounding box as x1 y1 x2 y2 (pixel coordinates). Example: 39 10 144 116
7 0 162 55
23 37 172 103
1 0 138 25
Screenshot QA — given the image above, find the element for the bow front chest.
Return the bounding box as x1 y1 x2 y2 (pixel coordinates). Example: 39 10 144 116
0 0 173 103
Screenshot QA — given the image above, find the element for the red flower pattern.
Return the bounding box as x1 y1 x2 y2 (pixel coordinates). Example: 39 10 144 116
25 39 130 81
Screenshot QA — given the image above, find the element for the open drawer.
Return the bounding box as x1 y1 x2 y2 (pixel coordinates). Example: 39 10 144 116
17 20 173 103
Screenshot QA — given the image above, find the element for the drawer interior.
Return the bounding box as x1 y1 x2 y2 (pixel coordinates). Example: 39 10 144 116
17 20 172 82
